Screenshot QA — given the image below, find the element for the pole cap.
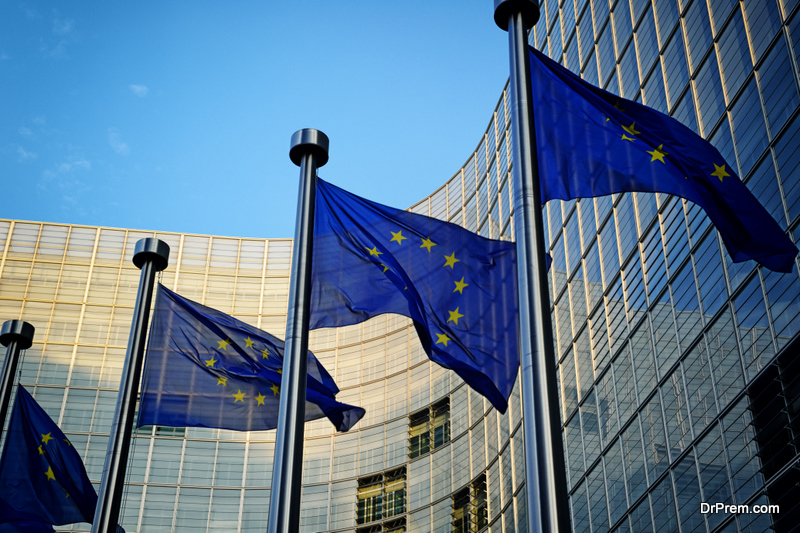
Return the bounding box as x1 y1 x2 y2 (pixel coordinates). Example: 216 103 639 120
289 129 329 168
0 320 35 350
494 0 540 31
132 238 170 272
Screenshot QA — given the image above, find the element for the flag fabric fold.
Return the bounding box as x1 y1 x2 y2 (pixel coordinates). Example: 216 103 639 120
529 46 798 272
137 284 365 432
0 387 100 528
310 178 519 413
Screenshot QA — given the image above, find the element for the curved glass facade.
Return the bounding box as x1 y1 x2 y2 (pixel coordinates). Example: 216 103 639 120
1 0 800 530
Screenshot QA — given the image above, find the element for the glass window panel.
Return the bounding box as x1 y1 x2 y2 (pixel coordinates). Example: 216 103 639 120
693 233 728 316
635 6 660 78
631 321 656 399
661 368 692 454
694 51 727 135
597 24 617 86
39 343 73 384
214 441 245 487
743 0 783 62
619 44 642 99
582 392 603 466
8 223 40 259
662 30 689 111
673 451 704 531
0 260 32 299
65 227 96 261
684 0 714 73
61 388 96 432
730 78 769 176
175 487 210 532
775 116 800 222
717 10 752 101
587 462 609 531
208 488 241 532
757 39 800 135
623 418 648 502
671 86 699 133
763 264 800 348
746 154 788 233
613 0 634 56
650 475 679 529
571 481 591 532
148 438 183 484
683 338 718 433
181 440 216 485
141 486 177 533
643 64 668 113
36 225 68 259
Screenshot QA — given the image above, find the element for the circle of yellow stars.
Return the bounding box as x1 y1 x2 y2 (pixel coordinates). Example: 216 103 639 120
203 335 281 406
607 99 732 184
367 229 472 350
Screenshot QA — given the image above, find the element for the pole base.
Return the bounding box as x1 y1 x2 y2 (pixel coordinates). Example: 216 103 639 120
0 320 35 350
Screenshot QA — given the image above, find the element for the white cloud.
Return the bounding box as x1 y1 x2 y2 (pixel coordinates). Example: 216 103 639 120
19 127 33 138
129 84 149 97
52 17 75 36
57 159 91 172
17 147 37 162
108 127 130 156
32 116 45 126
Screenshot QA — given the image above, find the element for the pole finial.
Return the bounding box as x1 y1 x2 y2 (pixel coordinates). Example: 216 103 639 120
289 129 329 168
133 238 170 271
0 320 35 350
494 0 540 31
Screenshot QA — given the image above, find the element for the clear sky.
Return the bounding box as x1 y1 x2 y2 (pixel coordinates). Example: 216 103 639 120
1 2 510 239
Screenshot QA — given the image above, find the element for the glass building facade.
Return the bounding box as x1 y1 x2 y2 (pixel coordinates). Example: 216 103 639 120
1 0 800 531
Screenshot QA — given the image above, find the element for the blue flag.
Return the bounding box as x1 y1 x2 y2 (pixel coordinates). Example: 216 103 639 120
137 285 365 432
310 179 519 413
529 47 798 272
0 523 55 533
0 387 97 528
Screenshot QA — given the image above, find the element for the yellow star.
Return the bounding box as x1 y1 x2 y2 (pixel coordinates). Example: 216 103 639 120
420 237 437 252
41 433 53 445
205 356 217 368
443 252 460 269
380 263 389 273
271 383 280 396
622 122 640 136
233 389 246 402
63 439 71 447
255 392 266 406
647 144 668 163
244 337 255 349
217 376 228 386
621 134 635 142
390 230 407 245
366 246 383 257
711 163 730 182
217 338 231 351
447 307 464 326
453 277 469 294
45 466 55 481
277 368 282 374
62 487 70 499
38 445 44 456
435 333 451 347
261 347 269 360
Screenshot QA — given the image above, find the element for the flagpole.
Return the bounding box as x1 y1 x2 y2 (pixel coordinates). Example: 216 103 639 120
494 1 571 531
0 320 35 438
92 238 169 533
268 128 329 533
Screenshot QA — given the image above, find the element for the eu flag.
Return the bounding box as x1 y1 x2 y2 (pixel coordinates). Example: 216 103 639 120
310 179 519 413
529 47 798 272
0 387 98 528
137 285 365 432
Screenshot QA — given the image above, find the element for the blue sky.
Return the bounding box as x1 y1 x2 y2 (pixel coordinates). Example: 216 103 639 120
1 2 509 239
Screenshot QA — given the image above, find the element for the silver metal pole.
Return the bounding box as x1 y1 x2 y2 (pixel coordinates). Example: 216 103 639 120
92 238 169 533
494 1 572 531
0 320 35 440
268 128 329 533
